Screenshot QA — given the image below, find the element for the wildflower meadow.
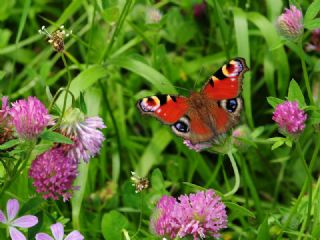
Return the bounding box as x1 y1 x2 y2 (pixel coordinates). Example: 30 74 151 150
0 0 320 239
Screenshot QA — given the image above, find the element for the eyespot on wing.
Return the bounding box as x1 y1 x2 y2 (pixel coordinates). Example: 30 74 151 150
137 95 189 124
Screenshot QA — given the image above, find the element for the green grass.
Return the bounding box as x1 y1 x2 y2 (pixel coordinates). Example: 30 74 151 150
1 0 320 239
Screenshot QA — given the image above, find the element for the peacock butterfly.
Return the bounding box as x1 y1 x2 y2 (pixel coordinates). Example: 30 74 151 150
137 58 248 145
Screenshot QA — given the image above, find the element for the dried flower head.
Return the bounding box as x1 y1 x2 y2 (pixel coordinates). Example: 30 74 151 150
131 171 149 193
272 101 307 134
151 190 227 239
306 28 320 52
29 148 79 201
9 96 50 140
59 108 106 163
276 5 303 41
0 199 38 240
146 7 162 24
90 181 117 203
38 25 72 52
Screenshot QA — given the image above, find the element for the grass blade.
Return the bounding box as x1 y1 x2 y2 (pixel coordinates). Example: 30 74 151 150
109 56 177 94
233 7 254 128
247 12 289 97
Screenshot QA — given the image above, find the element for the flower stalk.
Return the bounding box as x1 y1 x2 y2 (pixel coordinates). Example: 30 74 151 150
59 53 72 127
296 141 312 233
224 151 240 197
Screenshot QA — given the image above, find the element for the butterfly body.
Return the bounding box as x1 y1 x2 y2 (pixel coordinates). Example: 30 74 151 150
137 58 248 145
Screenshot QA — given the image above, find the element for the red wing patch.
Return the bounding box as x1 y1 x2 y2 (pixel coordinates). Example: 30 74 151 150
186 104 230 144
212 106 229 133
201 58 248 100
137 95 189 124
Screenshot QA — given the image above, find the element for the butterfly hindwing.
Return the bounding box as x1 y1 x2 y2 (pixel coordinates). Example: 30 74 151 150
202 58 248 100
170 96 243 144
137 95 189 124
170 108 214 144
214 97 243 133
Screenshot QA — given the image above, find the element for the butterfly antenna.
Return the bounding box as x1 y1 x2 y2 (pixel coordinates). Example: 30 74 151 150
174 85 191 93
160 81 190 94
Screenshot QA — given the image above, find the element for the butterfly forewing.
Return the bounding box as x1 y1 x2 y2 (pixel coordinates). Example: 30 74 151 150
137 95 189 124
201 58 248 100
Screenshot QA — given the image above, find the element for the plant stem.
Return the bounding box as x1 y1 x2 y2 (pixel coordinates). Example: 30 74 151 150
299 41 314 105
237 153 264 221
58 53 72 126
0 142 34 197
122 229 131 240
273 158 287 207
296 141 312 233
98 80 122 175
47 88 64 112
0 158 10 176
131 192 144 239
101 0 133 61
277 182 307 240
224 151 240 197
298 136 320 239
51 200 64 216
279 139 316 239
205 155 223 188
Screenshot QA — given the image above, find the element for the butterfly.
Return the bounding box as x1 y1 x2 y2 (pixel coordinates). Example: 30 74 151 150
137 58 248 145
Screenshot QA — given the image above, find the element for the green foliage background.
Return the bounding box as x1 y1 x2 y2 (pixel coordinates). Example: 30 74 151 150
1 0 320 239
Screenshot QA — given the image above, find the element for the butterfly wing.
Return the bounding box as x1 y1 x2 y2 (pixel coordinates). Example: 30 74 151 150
184 58 247 144
213 97 243 133
137 58 248 145
179 109 215 144
137 95 215 143
137 95 189 124
201 58 248 100
171 96 243 144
